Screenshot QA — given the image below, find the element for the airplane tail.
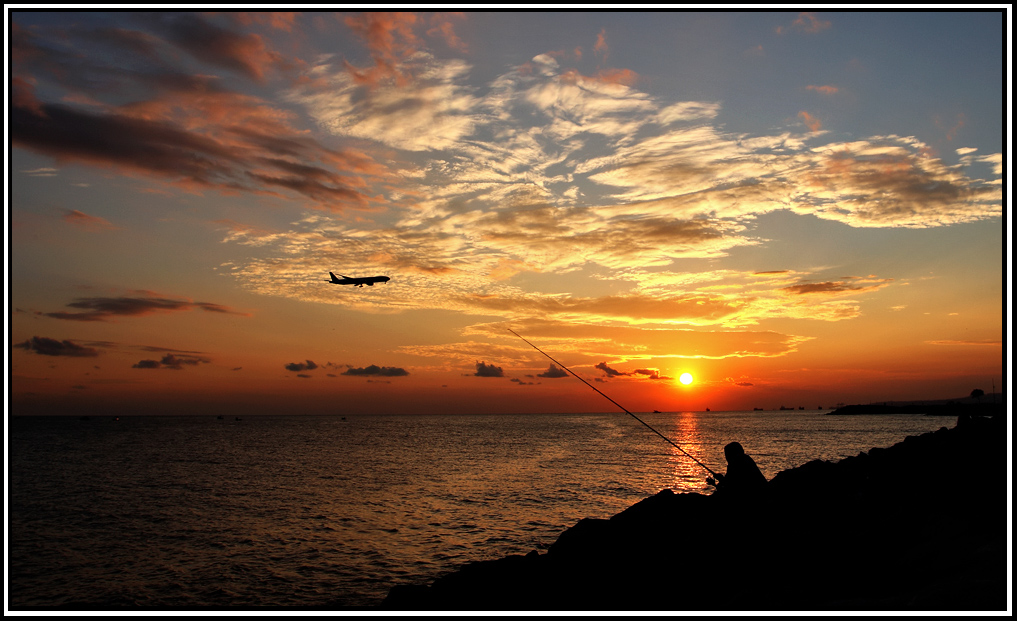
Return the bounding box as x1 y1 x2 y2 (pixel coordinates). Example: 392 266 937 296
329 272 342 283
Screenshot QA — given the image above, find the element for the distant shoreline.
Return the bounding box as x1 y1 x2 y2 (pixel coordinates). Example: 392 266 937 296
826 402 1004 416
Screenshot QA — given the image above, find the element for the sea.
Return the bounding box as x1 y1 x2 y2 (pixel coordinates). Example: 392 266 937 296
7 410 959 609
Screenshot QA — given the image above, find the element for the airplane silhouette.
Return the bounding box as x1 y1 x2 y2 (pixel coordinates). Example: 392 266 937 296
326 272 391 287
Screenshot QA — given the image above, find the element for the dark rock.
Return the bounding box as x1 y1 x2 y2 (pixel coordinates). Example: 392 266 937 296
382 415 1006 611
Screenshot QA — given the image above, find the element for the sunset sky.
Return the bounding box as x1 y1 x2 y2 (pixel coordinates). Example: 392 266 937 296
7 10 1007 417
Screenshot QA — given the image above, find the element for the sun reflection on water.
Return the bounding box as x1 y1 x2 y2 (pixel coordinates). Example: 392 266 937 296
665 411 713 493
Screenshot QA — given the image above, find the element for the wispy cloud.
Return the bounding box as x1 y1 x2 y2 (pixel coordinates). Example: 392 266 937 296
11 20 393 211
781 277 893 296
798 110 822 131
21 166 57 177
428 12 468 52
45 294 249 322
806 85 838 95
229 12 300 33
594 28 608 57
777 12 832 35
411 321 812 370
939 113 967 142
62 209 118 231
14 336 100 357
147 13 286 83
925 339 1002 346
292 53 478 151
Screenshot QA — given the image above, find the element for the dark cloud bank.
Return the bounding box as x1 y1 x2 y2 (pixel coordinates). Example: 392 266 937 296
14 336 99 357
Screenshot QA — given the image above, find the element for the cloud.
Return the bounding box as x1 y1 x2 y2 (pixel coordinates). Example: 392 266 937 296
793 140 1001 227
468 319 813 362
594 28 608 56
596 361 629 377
798 110 822 131
777 12 831 35
14 336 100 357
283 45 1001 238
291 54 478 151
10 24 392 211
473 361 505 377
149 13 285 83
925 339 1002 346
591 363 664 381
633 368 669 380
133 354 211 370
21 166 57 177
510 378 539 385
285 360 318 372
935 113 966 142
806 85 838 95
341 364 410 377
62 209 118 231
342 12 421 85
230 12 300 32
781 277 893 296
44 294 249 322
427 12 467 52
536 364 568 378
222 216 887 328
11 99 382 210
12 102 235 181
12 74 47 116
458 291 747 326
198 36 1001 335
160 354 211 369
976 153 1002 176
68 23 163 59
458 206 752 270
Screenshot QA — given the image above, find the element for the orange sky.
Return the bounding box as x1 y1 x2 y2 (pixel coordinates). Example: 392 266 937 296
8 11 1007 416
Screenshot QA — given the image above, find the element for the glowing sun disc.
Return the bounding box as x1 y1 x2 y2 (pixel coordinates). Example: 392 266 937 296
679 373 694 385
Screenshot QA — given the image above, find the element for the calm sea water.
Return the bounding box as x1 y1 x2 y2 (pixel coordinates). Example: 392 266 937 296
7 411 956 608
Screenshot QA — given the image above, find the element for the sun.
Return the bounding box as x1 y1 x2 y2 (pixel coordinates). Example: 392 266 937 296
679 373 694 385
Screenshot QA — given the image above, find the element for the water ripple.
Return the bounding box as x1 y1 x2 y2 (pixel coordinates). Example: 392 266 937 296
9 412 952 607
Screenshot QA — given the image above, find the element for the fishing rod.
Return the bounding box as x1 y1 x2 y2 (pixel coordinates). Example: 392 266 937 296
508 329 719 479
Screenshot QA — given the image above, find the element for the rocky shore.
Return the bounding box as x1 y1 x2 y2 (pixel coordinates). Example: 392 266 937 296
384 414 1007 611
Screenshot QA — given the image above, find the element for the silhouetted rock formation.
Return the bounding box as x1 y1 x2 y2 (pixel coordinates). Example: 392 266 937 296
384 415 1005 611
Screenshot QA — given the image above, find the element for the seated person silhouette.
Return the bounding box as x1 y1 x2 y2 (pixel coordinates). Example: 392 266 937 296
707 441 767 498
